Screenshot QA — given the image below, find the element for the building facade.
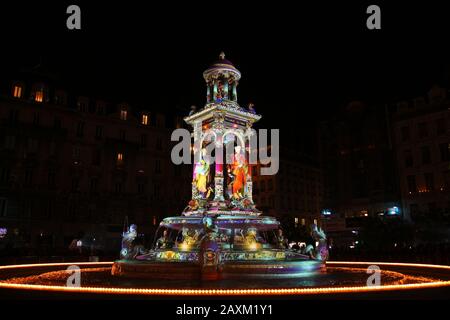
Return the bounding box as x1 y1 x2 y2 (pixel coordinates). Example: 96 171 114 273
318 101 401 219
252 145 323 231
391 85 450 222
317 101 401 245
0 68 191 254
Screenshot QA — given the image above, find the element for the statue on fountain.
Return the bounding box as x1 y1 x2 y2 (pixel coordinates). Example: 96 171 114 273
276 229 288 249
181 227 200 247
193 148 210 197
305 224 329 262
248 102 256 114
120 224 137 260
156 229 173 249
216 81 225 102
228 145 247 200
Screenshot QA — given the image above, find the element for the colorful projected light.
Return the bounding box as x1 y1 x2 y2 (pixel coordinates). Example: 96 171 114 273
387 206 400 216
111 53 328 280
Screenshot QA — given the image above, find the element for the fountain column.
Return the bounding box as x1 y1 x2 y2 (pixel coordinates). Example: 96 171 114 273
232 82 238 101
245 135 254 204
213 133 226 206
192 121 203 200
213 83 218 101
206 85 211 103
213 167 225 202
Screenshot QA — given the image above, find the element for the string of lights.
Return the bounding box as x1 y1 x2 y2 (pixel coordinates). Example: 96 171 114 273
1 261 449 296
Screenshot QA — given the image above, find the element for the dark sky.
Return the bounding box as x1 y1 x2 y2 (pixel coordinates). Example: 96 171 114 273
1 1 449 135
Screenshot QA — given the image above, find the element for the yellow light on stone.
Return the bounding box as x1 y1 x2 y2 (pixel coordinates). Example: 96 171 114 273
180 242 190 251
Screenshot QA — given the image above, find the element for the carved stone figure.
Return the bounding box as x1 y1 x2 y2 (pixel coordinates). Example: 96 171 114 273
156 229 172 249
229 146 247 199
193 149 210 196
305 224 329 262
120 224 137 260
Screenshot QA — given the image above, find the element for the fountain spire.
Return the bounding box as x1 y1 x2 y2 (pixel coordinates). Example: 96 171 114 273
184 53 261 216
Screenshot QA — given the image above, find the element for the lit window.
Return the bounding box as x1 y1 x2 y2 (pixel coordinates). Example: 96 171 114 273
35 90 44 103
120 110 127 120
117 153 124 165
13 85 22 98
142 114 148 125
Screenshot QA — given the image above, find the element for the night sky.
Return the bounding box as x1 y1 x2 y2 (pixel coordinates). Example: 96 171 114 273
1 2 449 137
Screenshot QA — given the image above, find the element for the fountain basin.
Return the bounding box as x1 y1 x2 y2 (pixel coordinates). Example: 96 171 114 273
1 261 450 299
111 258 325 279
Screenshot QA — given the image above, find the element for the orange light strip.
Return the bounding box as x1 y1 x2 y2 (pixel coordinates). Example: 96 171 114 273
0 262 112 270
0 261 449 296
326 261 450 270
1 281 450 296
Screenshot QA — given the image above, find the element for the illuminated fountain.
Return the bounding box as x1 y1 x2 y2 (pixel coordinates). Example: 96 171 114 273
1 54 450 298
111 52 328 280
